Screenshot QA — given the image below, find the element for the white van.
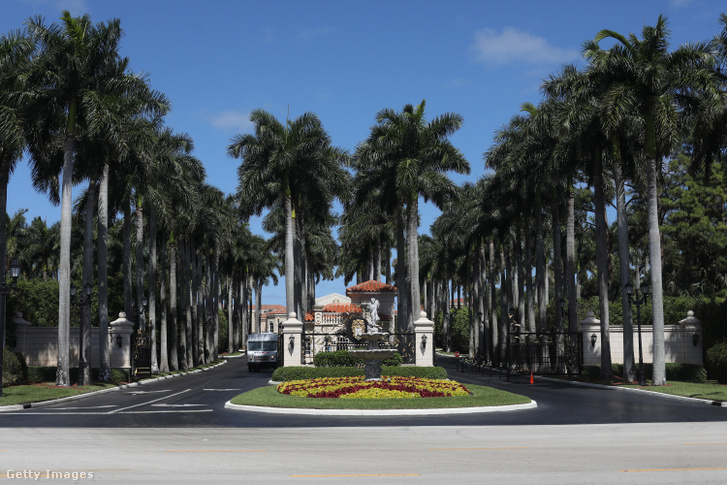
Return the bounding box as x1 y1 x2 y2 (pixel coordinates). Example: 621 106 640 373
246 333 279 372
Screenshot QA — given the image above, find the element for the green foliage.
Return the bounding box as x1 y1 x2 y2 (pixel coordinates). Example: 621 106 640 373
313 350 363 367
22 366 129 385
383 353 403 366
7 280 59 328
218 310 229 353
706 342 727 383
2 348 25 387
272 365 448 381
450 307 470 353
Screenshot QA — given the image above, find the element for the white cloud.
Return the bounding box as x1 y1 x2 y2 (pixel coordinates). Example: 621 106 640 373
470 26 581 66
208 110 253 133
669 0 694 8
19 0 89 15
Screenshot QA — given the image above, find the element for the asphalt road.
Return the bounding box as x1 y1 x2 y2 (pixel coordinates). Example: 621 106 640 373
0 354 724 427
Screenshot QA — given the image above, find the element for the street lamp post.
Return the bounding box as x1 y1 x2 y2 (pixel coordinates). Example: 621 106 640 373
71 283 93 386
625 280 650 386
0 261 21 396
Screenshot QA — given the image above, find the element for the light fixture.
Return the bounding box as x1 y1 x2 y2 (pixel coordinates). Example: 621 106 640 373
590 333 597 348
288 335 295 355
9 261 20 281
116 335 123 348
420 334 428 354
693 333 699 346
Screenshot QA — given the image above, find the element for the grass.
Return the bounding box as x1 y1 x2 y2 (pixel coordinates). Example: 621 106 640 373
1 358 226 407
619 380 727 401
229 383 531 410
0 383 118 406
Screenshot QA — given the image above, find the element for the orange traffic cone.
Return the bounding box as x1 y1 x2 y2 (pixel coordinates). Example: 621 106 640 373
530 372 534 384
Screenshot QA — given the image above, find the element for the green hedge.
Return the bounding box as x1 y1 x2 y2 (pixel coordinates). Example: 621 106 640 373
2 347 25 387
583 363 707 383
706 342 727 384
272 365 448 381
313 350 403 367
12 363 129 386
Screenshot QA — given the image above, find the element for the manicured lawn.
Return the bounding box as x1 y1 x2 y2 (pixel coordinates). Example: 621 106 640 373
619 380 727 401
0 383 117 406
229 383 531 410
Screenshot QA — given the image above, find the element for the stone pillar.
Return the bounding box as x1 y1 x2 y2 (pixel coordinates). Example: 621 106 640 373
282 312 304 367
677 310 703 365
578 311 601 366
414 311 435 367
109 312 134 369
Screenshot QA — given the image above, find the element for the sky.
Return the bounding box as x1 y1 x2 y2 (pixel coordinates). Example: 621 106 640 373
2 0 725 306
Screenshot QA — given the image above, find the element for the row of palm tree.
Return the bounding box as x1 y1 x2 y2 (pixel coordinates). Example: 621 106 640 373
0 12 279 391
421 14 727 385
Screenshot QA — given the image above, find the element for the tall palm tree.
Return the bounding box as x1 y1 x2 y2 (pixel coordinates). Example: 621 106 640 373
361 100 469 333
584 15 719 385
229 110 347 320
24 11 130 386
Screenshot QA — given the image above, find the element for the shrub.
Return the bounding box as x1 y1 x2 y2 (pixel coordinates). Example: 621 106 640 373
313 350 363 367
2 347 25 387
272 365 448 382
382 353 403 366
706 342 727 384
581 363 707 383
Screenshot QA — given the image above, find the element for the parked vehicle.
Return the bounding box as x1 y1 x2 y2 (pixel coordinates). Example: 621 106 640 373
247 332 279 371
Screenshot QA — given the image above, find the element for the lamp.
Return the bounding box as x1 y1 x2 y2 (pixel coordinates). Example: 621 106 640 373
116 334 122 348
288 335 295 355
693 333 699 346
590 333 597 348
420 334 427 355
625 277 649 386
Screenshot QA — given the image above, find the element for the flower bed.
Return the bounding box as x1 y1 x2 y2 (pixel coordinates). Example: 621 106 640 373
277 376 471 399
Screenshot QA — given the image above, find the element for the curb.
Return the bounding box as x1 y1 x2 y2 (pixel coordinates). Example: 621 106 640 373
224 399 537 416
0 361 227 412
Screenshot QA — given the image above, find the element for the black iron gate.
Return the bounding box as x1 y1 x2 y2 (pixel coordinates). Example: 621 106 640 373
133 328 152 379
302 331 416 364
507 331 582 375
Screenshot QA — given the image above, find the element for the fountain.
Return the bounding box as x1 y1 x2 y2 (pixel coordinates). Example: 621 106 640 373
348 298 396 380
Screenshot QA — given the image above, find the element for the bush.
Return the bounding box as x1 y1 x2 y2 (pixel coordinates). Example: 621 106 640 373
706 342 727 384
272 365 448 382
382 353 403 367
313 350 362 367
2 347 25 387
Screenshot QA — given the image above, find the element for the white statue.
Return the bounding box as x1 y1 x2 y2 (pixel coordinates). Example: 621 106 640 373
364 297 381 334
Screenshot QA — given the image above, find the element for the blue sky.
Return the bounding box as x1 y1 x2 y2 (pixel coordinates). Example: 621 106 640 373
2 0 725 305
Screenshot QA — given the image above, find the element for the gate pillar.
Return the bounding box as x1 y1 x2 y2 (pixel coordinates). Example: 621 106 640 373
282 312 304 367
414 311 435 367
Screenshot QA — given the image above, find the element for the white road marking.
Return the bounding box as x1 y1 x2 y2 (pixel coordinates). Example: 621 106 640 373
107 389 192 414
126 390 171 395
203 389 241 392
151 403 207 408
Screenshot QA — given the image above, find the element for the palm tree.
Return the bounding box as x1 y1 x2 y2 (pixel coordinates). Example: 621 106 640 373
584 15 719 385
24 11 130 386
360 100 469 334
229 110 347 321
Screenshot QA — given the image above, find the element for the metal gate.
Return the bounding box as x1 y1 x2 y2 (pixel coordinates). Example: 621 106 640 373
133 328 152 379
302 331 416 365
507 331 582 375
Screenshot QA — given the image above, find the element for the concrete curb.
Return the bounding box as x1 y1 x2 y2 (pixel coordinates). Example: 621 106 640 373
0 361 227 412
224 399 537 416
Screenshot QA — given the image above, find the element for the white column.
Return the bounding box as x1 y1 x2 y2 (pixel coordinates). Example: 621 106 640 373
282 312 304 367
414 311 435 367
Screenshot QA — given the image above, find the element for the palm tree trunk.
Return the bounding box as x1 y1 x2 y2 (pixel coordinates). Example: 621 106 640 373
489 239 498 363
535 196 546 332
80 180 96 386
135 198 145 331
552 197 563 334
123 203 133 317
56 133 74 387
613 153 636 382
525 217 535 333
159 240 169 373
0 165 8 394
407 196 420 331
593 147 613 379
566 184 577 333
228 277 234 353
169 240 180 370
646 155 666 385
98 162 111 381
212 248 220 360
149 208 159 374
284 194 294 317
396 207 409 335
